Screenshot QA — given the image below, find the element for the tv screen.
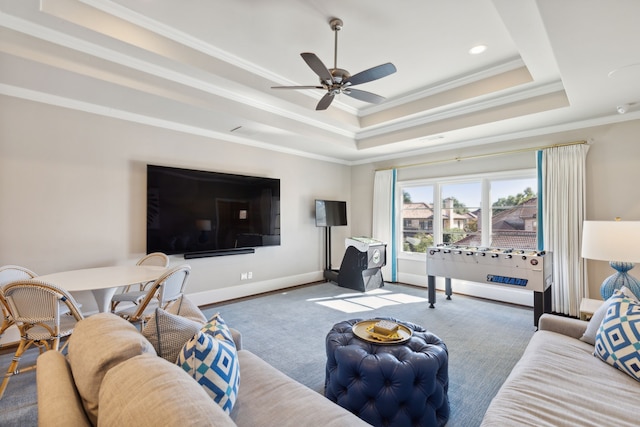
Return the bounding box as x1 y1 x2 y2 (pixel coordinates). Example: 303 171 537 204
147 165 280 256
315 200 347 227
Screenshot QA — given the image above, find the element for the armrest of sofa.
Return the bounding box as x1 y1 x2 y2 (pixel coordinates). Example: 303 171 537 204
37 351 91 427
538 313 588 339
230 327 242 350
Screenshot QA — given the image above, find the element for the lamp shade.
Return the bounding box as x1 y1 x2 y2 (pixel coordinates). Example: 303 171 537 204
582 221 640 263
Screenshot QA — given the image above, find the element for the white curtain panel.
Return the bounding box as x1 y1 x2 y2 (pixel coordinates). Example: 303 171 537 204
542 144 590 316
373 169 396 282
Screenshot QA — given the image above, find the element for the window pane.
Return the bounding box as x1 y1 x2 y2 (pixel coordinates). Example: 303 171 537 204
398 173 538 255
401 186 434 253
442 182 481 245
490 179 538 249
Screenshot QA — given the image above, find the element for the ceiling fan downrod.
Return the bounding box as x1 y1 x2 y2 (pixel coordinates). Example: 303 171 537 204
330 18 342 70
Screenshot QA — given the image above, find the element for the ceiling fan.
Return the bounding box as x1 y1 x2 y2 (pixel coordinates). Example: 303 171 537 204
271 18 397 111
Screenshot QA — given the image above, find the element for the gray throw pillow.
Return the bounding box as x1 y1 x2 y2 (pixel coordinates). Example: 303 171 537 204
580 286 638 345
166 295 207 323
142 308 204 363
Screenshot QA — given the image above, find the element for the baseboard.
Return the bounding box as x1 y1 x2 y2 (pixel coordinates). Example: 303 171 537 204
0 325 20 347
187 271 325 306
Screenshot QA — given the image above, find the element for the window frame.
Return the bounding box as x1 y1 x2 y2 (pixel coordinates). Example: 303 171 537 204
397 169 537 261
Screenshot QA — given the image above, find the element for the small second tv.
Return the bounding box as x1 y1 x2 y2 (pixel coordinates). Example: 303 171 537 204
315 200 347 227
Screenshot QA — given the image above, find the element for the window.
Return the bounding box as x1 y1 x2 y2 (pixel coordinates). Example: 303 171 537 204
489 178 538 249
401 184 434 253
400 171 537 254
442 181 481 245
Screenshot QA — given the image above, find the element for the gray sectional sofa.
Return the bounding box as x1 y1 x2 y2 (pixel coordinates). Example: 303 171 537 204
37 313 370 427
481 313 640 427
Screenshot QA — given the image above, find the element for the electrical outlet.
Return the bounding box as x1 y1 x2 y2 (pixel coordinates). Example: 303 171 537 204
247 272 253 279
241 272 248 280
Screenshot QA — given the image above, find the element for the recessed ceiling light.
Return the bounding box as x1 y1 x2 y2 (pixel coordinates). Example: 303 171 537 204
469 45 487 55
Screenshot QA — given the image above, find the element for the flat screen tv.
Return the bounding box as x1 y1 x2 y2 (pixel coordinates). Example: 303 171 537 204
315 200 347 227
147 165 280 257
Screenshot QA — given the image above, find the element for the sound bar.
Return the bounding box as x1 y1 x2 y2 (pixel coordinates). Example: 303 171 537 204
184 248 255 259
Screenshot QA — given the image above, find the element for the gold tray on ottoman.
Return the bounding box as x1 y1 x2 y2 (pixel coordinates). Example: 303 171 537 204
352 320 413 344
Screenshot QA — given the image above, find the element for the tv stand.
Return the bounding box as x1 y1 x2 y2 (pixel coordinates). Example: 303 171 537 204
323 268 339 283
322 226 339 284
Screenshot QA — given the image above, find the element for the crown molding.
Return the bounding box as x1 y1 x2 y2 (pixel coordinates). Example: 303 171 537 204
0 84 352 165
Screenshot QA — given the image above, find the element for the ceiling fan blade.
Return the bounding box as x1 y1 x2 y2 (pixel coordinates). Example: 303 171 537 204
344 88 386 104
271 85 324 89
345 62 397 86
316 92 335 110
301 53 333 84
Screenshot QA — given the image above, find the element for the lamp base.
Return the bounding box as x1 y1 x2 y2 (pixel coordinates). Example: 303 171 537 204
601 261 640 299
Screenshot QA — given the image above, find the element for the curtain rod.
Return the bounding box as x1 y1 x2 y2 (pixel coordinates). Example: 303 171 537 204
376 140 588 171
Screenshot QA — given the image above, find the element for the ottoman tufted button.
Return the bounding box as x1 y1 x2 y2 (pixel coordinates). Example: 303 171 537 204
325 318 449 427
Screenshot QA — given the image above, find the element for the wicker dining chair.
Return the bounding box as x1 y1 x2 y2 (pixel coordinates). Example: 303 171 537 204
0 265 38 338
115 264 191 328
110 252 170 311
0 279 84 399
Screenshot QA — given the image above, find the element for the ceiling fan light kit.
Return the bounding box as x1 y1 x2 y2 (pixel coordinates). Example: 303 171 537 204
271 18 396 110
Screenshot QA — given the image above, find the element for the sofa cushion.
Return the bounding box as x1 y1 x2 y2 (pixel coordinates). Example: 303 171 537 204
581 286 638 345
142 307 204 363
36 350 91 427
67 313 157 425
594 291 640 381
99 354 236 426
232 350 371 427
177 313 240 414
481 326 640 426
166 295 208 323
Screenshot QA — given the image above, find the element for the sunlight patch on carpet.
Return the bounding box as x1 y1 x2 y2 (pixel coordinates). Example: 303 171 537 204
345 296 400 309
378 293 428 304
315 300 374 313
307 289 392 301
309 289 428 313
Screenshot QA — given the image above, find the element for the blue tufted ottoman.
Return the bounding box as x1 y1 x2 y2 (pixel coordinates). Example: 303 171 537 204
325 318 449 427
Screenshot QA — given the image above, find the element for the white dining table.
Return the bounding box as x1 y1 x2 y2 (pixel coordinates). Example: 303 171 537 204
36 265 169 313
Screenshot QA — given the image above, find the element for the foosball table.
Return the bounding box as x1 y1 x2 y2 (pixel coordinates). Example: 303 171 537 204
426 245 553 326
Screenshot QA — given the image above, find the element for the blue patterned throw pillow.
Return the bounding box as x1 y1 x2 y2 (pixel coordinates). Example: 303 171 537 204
177 313 240 413
594 290 640 381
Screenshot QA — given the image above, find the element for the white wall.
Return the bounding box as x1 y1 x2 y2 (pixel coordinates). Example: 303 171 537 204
3 93 640 315
583 120 640 296
0 95 352 313
351 119 640 303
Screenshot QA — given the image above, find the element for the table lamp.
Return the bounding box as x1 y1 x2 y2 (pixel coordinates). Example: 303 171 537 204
581 219 640 299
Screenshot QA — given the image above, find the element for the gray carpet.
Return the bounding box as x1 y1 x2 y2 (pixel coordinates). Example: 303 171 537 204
0 282 535 427
0 346 38 426
205 282 536 427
